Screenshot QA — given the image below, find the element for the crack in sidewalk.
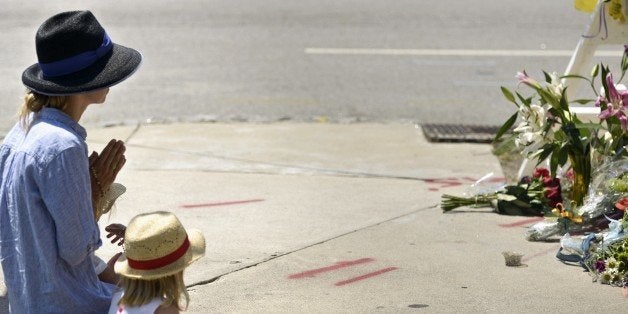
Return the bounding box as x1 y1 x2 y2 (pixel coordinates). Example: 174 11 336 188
186 203 437 288
123 123 142 143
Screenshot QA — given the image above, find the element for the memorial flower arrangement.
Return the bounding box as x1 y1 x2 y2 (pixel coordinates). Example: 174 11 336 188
438 10 628 291
509 48 628 242
441 46 628 236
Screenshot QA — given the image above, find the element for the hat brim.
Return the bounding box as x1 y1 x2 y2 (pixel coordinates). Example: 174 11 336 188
115 229 205 280
22 43 142 96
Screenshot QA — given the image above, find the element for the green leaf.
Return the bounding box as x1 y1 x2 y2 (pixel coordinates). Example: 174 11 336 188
543 71 552 84
601 65 610 93
561 74 591 81
501 87 517 105
504 185 527 197
547 107 561 118
556 146 568 166
515 92 530 106
550 148 560 176
536 144 555 164
538 89 559 108
559 90 570 111
494 112 518 142
512 199 532 208
496 193 517 202
570 99 594 105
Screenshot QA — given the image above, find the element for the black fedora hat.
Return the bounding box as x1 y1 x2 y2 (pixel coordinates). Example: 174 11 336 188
22 11 142 95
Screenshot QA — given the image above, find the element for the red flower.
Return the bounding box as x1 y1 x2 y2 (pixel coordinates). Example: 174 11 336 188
533 168 550 179
615 197 628 211
545 187 562 208
542 177 562 208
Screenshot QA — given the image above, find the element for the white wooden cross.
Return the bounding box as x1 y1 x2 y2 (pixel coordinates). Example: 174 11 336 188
563 0 628 119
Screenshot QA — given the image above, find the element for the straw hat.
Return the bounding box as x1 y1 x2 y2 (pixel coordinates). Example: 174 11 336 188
115 211 205 279
22 10 142 95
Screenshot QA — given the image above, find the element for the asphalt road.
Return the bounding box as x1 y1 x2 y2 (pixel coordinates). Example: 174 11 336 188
0 0 621 133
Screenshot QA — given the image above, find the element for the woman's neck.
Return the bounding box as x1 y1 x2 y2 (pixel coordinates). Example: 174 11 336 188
62 94 90 122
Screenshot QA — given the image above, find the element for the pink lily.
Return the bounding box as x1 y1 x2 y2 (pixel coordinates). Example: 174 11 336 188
620 115 628 131
599 73 628 131
594 94 605 107
516 70 540 89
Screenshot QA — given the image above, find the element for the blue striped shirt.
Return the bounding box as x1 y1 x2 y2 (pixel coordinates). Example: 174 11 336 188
0 108 113 313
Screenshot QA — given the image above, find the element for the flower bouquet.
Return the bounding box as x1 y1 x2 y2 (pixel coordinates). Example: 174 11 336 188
585 216 628 286
527 158 628 241
441 167 559 216
493 46 628 203
441 46 628 245
555 178 628 287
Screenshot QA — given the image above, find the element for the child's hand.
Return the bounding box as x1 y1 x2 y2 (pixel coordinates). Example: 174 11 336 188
99 252 122 285
105 223 126 246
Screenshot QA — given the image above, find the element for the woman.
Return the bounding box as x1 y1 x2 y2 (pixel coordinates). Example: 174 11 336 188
0 10 141 313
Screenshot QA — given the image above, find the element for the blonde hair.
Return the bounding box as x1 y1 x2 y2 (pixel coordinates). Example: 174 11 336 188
118 271 189 310
18 91 68 129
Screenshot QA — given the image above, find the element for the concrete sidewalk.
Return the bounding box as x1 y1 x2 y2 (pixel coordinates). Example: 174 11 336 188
1 122 625 312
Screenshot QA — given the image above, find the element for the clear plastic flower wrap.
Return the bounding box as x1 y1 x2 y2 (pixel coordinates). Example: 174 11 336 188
526 219 563 241
464 172 506 197
581 158 628 216
576 194 607 221
560 233 585 256
526 158 628 241
601 216 627 247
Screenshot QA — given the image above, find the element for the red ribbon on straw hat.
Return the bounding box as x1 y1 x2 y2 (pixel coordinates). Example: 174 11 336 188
127 236 190 270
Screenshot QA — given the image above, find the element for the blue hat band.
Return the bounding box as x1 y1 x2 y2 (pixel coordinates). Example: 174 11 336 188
39 33 113 78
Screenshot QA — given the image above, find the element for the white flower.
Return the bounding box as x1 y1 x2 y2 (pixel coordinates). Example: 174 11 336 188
603 131 614 152
606 257 619 270
519 103 552 131
548 72 564 98
513 102 553 155
599 269 617 284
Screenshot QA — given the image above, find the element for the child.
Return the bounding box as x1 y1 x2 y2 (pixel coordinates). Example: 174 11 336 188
109 211 206 314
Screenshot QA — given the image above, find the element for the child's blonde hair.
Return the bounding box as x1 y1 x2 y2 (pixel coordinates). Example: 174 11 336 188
118 270 189 310
18 91 68 129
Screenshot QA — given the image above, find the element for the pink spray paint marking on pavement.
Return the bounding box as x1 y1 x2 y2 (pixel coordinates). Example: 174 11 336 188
423 176 505 192
424 178 464 191
288 258 375 279
179 198 264 209
288 258 398 286
521 246 560 263
334 267 398 286
498 217 545 228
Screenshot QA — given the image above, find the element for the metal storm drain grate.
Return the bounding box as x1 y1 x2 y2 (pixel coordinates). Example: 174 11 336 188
420 123 501 143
